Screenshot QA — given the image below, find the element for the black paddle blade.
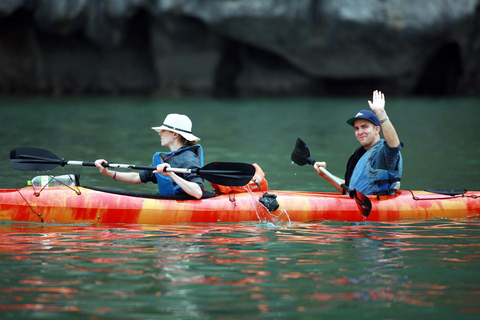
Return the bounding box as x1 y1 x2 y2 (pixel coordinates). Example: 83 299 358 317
10 147 63 171
291 138 316 166
350 189 372 217
200 162 255 187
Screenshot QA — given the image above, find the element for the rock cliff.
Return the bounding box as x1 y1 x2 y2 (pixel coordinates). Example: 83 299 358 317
0 0 478 96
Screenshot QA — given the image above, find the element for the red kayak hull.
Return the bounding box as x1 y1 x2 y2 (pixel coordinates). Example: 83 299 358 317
0 187 479 224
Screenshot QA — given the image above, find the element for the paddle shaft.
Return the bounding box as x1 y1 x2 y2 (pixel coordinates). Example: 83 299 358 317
315 162 372 217
10 147 256 187
317 166 350 194
41 160 242 176
68 160 182 173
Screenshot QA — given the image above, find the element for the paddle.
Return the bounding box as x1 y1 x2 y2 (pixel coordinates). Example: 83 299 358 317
291 138 372 217
10 147 255 187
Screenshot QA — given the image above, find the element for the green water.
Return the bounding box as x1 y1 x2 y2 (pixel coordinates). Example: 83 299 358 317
0 96 480 319
1 96 479 192
0 220 479 319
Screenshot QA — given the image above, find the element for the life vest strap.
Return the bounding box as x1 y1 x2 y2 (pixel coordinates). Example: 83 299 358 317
374 177 401 187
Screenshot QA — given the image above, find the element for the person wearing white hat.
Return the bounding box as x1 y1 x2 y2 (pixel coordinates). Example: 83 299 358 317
95 114 204 199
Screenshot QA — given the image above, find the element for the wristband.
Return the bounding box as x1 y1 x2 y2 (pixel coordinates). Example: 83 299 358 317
113 172 117 180
380 117 389 124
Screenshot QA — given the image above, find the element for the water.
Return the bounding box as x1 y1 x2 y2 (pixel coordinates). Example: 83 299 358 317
1 96 479 192
0 220 479 319
1 96 480 318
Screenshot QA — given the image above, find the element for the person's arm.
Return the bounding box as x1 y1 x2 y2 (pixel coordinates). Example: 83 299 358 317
313 161 344 193
154 163 203 199
95 159 143 184
368 90 400 148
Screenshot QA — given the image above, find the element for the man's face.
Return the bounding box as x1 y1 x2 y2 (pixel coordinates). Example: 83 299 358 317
353 119 379 150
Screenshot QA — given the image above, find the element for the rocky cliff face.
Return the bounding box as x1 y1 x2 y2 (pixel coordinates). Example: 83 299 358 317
0 0 479 96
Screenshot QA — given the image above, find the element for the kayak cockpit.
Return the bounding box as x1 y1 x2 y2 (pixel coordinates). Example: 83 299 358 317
83 186 217 200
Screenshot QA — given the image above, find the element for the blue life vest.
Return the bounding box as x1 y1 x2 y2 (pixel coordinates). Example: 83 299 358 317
349 140 402 196
152 145 204 195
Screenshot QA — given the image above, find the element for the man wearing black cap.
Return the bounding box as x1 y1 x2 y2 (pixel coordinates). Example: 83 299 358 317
314 90 403 196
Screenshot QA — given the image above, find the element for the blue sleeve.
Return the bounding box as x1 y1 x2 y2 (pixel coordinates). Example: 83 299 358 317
376 141 404 171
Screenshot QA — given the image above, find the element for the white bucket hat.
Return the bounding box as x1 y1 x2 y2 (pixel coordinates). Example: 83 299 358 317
152 114 200 142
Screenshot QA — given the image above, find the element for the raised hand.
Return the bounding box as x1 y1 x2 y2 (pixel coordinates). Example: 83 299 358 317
368 90 385 114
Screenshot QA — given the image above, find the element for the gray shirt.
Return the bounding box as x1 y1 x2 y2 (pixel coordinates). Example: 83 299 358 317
139 149 204 190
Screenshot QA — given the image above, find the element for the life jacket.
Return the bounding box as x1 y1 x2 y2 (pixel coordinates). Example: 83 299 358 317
211 163 268 194
344 146 366 188
349 140 402 196
153 145 204 195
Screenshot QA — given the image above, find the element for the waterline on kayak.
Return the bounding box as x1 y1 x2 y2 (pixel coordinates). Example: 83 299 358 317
243 187 292 226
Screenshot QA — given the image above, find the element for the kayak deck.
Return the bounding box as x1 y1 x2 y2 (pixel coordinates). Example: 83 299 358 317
0 187 479 224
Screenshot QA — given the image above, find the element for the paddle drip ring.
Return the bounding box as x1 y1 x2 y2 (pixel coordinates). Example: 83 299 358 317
253 180 279 212
259 193 279 211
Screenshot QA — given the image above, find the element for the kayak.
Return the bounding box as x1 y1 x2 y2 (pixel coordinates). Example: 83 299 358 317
6 146 479 224
1 186 479 224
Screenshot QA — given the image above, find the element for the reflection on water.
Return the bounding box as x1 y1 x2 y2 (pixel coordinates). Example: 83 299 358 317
0 220 479 319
